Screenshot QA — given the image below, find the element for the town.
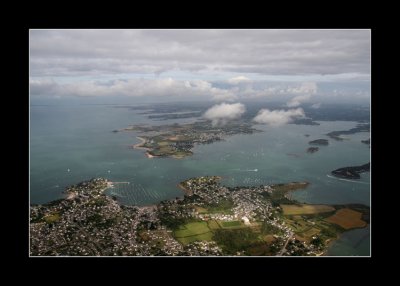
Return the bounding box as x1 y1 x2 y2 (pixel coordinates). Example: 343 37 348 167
30 177 369 256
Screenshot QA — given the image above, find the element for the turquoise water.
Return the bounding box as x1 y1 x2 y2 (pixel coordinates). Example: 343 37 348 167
30 104 370 255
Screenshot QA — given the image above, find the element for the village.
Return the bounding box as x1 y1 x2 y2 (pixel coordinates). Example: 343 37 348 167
124 120 261 159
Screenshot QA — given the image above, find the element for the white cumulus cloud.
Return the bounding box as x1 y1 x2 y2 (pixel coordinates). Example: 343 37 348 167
287 82 317 94
30 78 234 99
227 76 251 85
287 94 312 107
203 102 246 126
253 108 305 126
286 82 317 107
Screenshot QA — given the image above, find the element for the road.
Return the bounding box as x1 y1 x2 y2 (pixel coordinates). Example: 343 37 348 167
278 233 293 256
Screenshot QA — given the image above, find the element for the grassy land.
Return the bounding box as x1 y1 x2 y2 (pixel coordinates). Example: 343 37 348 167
281 204 335 215
174 221 210 237
194 206 208 214
43 212 61 224
176 232 213 245
172 150 193 158
281 213 343 243
212 228 264 255
221 221 244 228
272 182 309 192
207 220 221 230
325 208 367 229
263 235 276 243
206 199 234 214
174 221 213 245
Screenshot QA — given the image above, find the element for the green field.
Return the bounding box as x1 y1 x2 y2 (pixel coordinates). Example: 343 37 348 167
174 221 213 245
206 199 234 214
175 232 214 245
221 221 243 228
207 220 221 230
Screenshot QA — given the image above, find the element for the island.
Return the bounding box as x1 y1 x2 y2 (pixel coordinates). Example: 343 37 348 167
331 162 370 179
148 112 202 120
116 120 261 159
326 123 370 141
307 147 319 154
309 139 329 146
361 138 370 145
30 177 369 256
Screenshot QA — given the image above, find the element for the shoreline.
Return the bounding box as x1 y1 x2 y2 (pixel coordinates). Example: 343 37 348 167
133 137 162 159
145 151 159 158
177 183 193 196
133 136 151 151
66 192 77 200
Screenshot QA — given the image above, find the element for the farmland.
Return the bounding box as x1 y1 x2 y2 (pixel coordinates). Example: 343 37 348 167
325 208 367 229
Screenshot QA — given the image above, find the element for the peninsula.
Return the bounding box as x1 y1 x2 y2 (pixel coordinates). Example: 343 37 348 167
327 123 370 141
116 120 261 159
331 162 370 179
30 177 369 256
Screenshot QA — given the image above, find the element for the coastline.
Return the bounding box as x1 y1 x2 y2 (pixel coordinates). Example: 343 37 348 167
133 136 151 150
177 183 193 196
66 192 77 200
133 137 162 159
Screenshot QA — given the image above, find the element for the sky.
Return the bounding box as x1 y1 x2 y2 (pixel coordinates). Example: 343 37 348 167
30 29 371 106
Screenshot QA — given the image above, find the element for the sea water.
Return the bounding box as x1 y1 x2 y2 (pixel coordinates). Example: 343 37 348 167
30 104 370 255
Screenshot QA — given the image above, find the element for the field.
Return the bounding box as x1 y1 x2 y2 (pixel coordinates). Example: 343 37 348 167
272 182 309 192
174 221 210 237
43 213 61 224
194 206 208 214
173 221 213 245
302 227 320 237
176 232 213 245
206 199 234 214
325 208 367 229
221 221 243 228
207 220 221 230
281 204 335 215
263 235 276 243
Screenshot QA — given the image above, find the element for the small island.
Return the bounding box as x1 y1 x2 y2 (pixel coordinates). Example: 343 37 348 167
30 176 369 256
361 138 370 145
307 147 319 154
309 139 329 146
331 162 370 179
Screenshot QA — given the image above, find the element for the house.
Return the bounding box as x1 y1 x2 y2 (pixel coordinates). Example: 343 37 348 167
242 216 250 225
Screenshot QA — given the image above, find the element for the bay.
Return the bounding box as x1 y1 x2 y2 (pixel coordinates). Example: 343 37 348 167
30 104 370 255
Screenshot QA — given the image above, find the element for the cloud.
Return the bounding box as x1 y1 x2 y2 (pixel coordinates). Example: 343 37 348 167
211 91 238 102
30 78 232 99
203 102 246 126
253 108 305 126
29 30 370 103
287 82 317 94
227 76 251 85
287 94 312 107
311 103 321 109
286 82 317 107
30 30 371 78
